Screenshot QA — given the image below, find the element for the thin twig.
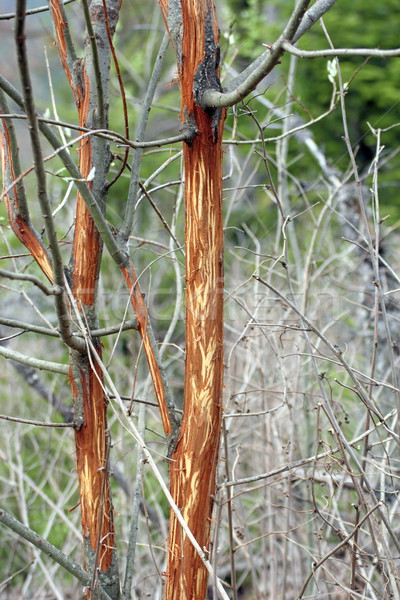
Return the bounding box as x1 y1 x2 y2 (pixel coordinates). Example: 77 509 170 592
0 0 76 20
101 0 130 188
221 408 395 488
282 41 400 58
139 183 183 254
0 414 74 427
119 32 171 243
123 402 146 598
253 275 385 423
0 268 60 296
0 113 190 148
222 419 238 600
333 33 400 433
295 502 382 599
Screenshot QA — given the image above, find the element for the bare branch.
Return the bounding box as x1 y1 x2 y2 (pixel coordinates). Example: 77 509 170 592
139 183 183 254
0 344 69 375
0 74 128 268
253 275 386 424
293 0 339 42
0 87 54 281
0 113 193 149
283 40 400 58
202 0 312 108
49 0 78 81
0 316 137 338
119 33 170 244
0 413 74 427
0 268 60 296
295 503 383 600
221 408 395 488
0 509 112 600
81 0 106 128
0 0 76 20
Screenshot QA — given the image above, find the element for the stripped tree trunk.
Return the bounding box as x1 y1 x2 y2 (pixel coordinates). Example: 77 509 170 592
160 1 226 598
49 1 121 595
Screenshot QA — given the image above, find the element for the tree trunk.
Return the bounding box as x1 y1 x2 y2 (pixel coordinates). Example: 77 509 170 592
160 1 226 598
50 2 120 596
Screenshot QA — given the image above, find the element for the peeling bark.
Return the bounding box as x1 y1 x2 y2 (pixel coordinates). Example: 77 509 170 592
160 1 226 598
122 265 172 436
71 62 101 307
49 2 120 595
69 352 115 573
0 112 53 283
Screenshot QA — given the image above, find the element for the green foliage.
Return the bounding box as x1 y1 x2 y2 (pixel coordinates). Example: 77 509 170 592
294 0 400 179
224 0 400 211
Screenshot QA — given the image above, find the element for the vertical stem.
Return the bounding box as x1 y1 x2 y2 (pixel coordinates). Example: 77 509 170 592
49 2 121 596
222 420 238 600
123 401 146 598
160 1 226 598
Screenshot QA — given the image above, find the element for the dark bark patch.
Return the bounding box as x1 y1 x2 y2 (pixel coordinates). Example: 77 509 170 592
193 10 223 140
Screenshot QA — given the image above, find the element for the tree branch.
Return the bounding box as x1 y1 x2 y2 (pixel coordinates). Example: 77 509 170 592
1 340 74 421
0 509 111 600
253 275 385 423
295 502 382 599
0 268 60 296
119 32 170 244
221 0 338 100
0 0 76 20
81 0 106 128
0 344 69 375
0 87 54 281
293 0 339 42
282 40 400 58
0 113 193 148
0 315 138 338
139 183 183 254
0 413 74 427
202 0 312 109
221 407 395 488
49 0 78 81
201 0 353 109
0 72 175 441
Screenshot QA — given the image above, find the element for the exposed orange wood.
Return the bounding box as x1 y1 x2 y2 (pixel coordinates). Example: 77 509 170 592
0 121 53 283
121 264 172 435
50 5 114 575
69 64 113 572
162 1 226 598
71 66 101 306
49 0 74 89
70 355 115 571
50 1 100 305
13 215 54 283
